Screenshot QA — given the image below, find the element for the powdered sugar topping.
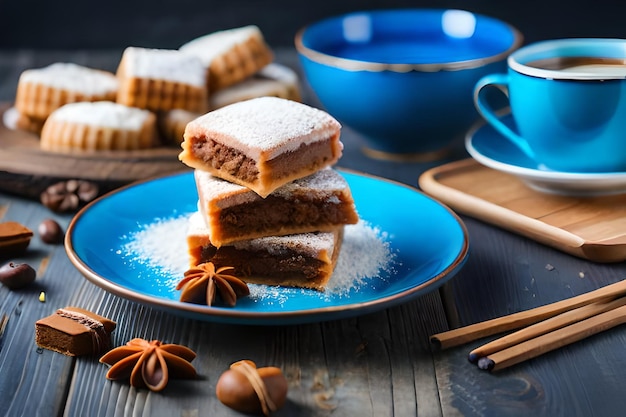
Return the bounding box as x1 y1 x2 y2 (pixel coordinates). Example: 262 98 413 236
49 101 152 130
232 228 338 256
195 167 350 208
119 213 395 300
121 47 206 87
19 62 118 95
179 25 263 65
185 97 341 159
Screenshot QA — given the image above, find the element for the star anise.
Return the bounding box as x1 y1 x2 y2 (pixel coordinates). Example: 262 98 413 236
176 262 249 307
99 338 197 392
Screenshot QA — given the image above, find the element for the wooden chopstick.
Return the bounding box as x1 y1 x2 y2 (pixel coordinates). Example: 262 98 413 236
430 279 626 350
468 296 626 363
476 303 626 372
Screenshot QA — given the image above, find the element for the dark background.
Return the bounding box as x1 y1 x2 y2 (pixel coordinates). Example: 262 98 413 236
0 0 624 50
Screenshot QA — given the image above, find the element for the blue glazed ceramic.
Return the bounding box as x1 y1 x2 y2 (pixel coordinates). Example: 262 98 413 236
474 38 626 173
295 9 522 160
465 113 626 196
65 170 469 325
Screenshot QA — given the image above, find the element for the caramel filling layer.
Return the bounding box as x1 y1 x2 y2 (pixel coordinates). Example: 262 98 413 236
190 134 339 184
191 136 259 182
218 195 355 238
199 245 327 282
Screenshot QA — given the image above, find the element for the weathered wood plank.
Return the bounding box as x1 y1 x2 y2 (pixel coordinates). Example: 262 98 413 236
0 191 447 416
60 287 446 416
0 194 76 417
434 216 626 416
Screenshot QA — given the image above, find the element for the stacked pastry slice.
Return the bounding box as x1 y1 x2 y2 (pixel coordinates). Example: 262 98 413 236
180 96 358 290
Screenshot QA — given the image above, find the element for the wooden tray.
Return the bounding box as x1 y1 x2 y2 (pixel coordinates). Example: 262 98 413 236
419 158 626 263
0 103 190 200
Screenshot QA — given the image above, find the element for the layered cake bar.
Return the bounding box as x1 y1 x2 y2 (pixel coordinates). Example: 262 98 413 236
187 212 343 290
14 62 118 120
179 25 274 92
116 46 207 113
35 306 116 356
195 167 358 246
179 97 343 198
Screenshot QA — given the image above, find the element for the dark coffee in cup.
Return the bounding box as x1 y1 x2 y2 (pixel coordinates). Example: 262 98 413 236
526 57 626 72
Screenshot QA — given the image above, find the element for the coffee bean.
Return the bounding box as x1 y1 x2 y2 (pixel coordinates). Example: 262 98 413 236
40 180 99 213
38 219 64 244
0 262 36 289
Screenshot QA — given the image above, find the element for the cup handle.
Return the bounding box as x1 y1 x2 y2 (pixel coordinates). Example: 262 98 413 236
473 74 536 160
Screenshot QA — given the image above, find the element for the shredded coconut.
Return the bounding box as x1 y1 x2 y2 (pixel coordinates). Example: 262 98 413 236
118 213 395 303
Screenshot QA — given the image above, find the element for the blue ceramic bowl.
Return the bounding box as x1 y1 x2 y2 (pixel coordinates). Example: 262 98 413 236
295 9 523 160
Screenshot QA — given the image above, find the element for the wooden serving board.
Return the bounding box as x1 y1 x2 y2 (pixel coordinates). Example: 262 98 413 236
0 103 190 200
419 158 626 263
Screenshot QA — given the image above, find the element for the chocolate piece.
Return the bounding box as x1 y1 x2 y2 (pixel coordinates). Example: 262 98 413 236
38 219 64 244
216 360 288 416
0 221 33 258
40 180 99 213
0 262 36 289
35 307 116 356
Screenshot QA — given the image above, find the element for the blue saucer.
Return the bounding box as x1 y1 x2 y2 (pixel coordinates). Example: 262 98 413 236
465 113 626 196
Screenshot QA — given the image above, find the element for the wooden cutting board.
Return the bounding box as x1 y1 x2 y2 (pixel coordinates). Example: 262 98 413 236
419 158 626 263
0 103 190 200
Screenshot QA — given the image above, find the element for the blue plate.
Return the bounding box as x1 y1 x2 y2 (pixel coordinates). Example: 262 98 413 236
66 170 468 325
466 113 626 196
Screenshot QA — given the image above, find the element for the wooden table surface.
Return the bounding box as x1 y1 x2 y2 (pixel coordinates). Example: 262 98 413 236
2 48 626 417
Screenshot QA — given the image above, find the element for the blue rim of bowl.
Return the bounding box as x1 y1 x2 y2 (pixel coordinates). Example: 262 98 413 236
295 9 524 73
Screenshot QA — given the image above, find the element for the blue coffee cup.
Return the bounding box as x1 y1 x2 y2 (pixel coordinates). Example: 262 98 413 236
474 38 626 173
